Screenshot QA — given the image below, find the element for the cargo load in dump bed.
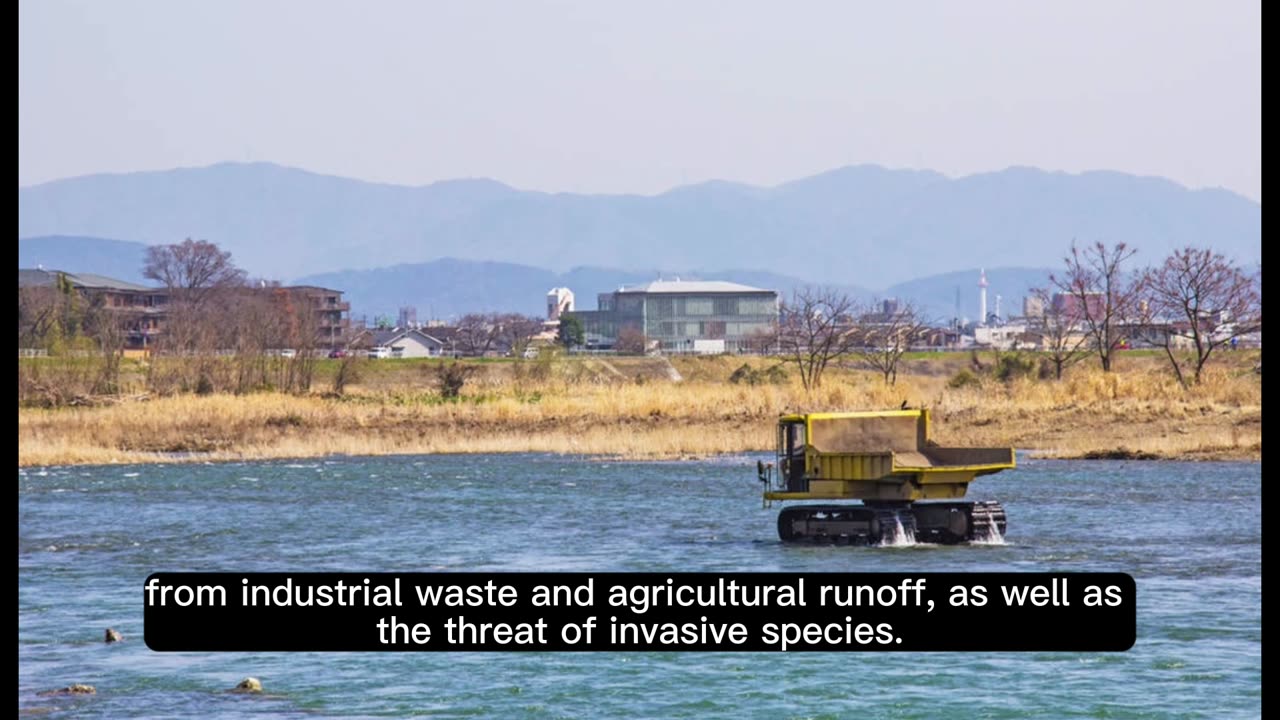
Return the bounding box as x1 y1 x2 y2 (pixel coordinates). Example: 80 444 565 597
756 410 1014 544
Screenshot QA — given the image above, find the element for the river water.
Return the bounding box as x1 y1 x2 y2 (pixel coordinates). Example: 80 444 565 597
18 455 1261 718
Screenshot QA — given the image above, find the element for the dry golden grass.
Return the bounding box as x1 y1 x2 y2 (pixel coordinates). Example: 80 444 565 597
17 353 1261 466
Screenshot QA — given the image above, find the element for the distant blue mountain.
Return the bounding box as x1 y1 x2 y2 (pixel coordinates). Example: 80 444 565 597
300 259 1049 322
884 267 1055 322
17 235 150 284
295 259 867 321
0 233 1206 324
18 162 1260 285
13 235 872 318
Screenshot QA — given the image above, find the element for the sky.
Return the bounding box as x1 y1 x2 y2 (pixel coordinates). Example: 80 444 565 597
18 0 1262 200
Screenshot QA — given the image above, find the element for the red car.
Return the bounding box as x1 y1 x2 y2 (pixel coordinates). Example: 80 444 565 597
328 349 349 359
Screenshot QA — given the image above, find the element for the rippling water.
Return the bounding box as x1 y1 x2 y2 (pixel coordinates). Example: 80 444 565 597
18 455 1261 718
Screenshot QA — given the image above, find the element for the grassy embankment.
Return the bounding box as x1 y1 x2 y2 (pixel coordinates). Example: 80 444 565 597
17 351 1262 466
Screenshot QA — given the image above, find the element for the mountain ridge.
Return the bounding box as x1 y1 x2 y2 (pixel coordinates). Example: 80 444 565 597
18 161 1260 285
19 160 1250 200
18 234 1045 322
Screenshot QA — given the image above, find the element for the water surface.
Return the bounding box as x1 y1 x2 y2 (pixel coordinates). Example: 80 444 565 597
18 455 1261 718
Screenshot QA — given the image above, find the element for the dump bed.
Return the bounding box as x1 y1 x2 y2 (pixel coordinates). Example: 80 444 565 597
766 409 1014 502
805 410 1013 472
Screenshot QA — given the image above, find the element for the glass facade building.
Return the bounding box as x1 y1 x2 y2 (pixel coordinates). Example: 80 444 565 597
573 280 779 352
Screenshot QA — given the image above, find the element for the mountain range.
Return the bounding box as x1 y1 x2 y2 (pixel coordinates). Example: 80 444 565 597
293 261 1054 323
18 162 1260 287
17 233 1052 322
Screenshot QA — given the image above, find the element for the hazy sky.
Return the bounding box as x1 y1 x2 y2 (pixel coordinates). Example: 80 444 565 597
19 0 1261 200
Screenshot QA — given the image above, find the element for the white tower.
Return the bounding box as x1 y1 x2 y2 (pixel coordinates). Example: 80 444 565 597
546 287 575 321
994 294 1002 324
978 269 989 326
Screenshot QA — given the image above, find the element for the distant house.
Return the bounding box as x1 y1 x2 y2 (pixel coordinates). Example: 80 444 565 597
920 326 965 348
973 323 1034 350
1122 321 1196 351
365 328 450 358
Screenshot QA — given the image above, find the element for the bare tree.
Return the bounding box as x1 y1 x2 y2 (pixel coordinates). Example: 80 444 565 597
82 300 128 394
331 352 364 395
450 313 541 357
143 239 247 304
614 326 649 355
229 290 285 392
274 287 320 392
434 361 477 398
1030 287 1089 379
1049 240 1141 372
776 287 860 391
741 324 778 354
1142 246 1262 386
143 239 246 393
17 273 90 353
454 313 499 357
18 284 67 350
850 302 927 386
493 314 544 356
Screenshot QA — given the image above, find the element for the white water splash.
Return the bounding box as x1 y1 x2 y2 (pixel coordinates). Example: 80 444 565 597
971 522 1007 546
879 513 917 547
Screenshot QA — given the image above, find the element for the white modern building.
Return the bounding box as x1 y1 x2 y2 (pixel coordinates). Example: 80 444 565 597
546 287 575 321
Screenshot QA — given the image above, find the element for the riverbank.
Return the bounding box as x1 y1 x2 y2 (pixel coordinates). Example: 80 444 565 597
17 353 1262 466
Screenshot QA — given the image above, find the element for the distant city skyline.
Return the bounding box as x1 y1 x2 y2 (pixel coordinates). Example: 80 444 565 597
19 0 1261 200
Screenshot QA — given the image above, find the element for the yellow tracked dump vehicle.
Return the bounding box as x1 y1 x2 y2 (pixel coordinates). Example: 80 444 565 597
756 409 1015 544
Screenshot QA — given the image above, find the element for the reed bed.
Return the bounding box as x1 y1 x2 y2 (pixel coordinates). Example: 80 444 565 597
17 353 1261 466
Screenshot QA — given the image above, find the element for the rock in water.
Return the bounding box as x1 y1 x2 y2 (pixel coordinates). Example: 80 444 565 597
104 628 123 643
232 677 263 693
38 684 96 696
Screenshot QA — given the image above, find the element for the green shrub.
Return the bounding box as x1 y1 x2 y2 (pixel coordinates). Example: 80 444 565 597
947 368 980 389
763 365 788 384
730 363 788 386
434 361 476 398
995 353 1038 382
729 363 756 385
